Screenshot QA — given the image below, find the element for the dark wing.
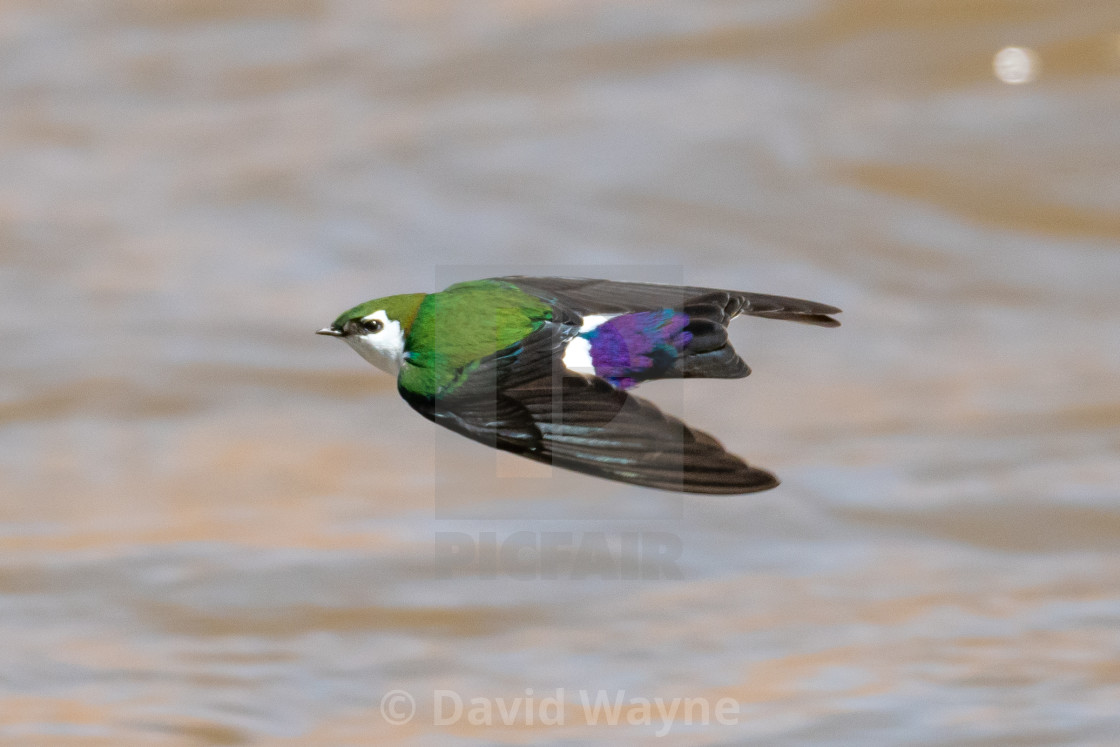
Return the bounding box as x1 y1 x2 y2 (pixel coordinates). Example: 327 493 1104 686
400 368 778 495
496 276 841 327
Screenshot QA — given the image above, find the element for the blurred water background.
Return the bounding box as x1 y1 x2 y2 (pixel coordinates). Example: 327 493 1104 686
3 1 1120 744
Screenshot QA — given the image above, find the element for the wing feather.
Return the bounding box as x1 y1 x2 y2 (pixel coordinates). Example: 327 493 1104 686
401 370 778 495
496 276 840 327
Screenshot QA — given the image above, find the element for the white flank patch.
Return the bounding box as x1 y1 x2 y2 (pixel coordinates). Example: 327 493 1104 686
579 314 613 333
562 313 616 374
562 336 595 374
344 309 406 375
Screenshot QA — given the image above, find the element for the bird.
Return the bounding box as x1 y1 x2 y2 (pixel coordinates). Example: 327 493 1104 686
317 276 839 494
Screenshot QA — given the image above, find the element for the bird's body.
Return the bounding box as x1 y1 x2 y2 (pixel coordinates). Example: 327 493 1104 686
319 276 839 494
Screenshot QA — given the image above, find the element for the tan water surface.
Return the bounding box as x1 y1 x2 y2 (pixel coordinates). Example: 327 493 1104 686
3 1 1120 744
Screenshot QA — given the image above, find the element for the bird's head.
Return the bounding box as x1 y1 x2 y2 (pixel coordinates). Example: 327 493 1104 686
317 292 426 375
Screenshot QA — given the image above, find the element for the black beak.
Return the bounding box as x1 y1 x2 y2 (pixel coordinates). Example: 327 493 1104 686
316 327 344 337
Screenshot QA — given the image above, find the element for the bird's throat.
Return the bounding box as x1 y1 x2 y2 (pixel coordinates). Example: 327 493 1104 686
344 326 405 375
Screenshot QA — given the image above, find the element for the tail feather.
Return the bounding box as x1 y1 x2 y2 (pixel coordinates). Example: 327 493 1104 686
671 316 749 379
681 318 728 351
678 347 750 379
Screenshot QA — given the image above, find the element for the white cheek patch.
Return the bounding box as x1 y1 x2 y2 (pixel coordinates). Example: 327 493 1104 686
344 310 405 375
561 314 616 374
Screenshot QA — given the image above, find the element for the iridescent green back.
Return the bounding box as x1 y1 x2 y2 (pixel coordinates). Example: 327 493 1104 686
401 279 552 397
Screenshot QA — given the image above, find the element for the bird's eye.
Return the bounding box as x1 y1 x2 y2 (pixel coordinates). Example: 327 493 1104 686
362 319 384 333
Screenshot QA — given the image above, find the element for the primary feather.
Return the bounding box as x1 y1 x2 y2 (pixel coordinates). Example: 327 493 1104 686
498 276 841 327
400 367 779 494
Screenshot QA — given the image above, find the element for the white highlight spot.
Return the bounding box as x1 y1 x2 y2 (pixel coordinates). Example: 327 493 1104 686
993 46 1038 84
